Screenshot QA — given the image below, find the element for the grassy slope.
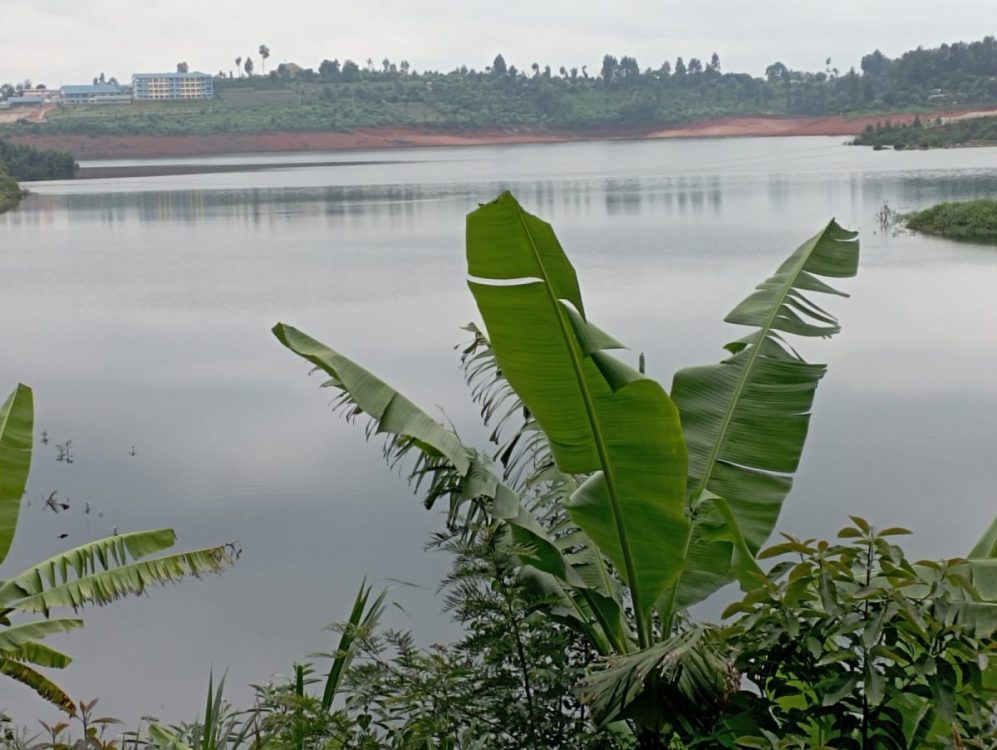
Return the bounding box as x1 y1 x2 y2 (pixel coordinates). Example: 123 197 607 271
0 76 895 138
905 199 997 241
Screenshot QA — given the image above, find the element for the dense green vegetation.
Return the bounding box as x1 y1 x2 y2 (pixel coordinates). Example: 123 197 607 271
905 199 997 241
0 139 76 181
0 166 23 213
853 114 997 148
3 36 997 136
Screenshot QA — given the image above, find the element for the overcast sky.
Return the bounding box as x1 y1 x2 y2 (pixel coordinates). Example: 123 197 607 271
2 0 996 85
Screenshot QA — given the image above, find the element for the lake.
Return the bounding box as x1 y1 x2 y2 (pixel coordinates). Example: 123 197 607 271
2 136 996 722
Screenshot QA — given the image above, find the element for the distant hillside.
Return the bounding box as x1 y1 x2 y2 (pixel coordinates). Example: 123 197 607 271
2 35 996 139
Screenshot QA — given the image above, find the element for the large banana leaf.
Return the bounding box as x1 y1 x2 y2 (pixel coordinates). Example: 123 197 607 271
970 516 997 558
466 192 689 646
0 384 33 564
0 386 237 712
0 618 83 652
668 220 859 612
274 323 629 653
9 544 234 616
459 324 633 651
0 657 74 712
2 640 73 669
0 529 178 606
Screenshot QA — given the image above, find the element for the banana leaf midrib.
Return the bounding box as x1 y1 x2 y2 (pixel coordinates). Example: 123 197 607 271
506 199 649 648
462 329 631 653
687 227 829 505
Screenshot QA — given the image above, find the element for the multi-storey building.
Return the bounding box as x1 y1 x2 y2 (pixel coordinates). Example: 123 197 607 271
131 72 214 101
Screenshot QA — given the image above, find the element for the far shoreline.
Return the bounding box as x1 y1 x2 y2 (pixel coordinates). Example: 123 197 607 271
8 107 997 162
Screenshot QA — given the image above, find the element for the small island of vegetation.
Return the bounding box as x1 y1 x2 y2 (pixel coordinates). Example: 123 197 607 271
0 164 25 213
905 198 997 241
853 113 997 149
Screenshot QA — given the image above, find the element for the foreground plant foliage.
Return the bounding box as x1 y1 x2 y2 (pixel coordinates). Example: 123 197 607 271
272 192 996 746
726 519 996 748
0 384 235 711
137 540 625 750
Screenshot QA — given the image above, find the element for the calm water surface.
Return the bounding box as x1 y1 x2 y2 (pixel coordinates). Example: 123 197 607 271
2 137 996 720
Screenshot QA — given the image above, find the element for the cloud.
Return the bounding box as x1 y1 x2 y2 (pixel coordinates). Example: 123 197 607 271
2 0 995 85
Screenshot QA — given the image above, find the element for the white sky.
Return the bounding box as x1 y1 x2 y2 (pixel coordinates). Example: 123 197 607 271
2 0 996 86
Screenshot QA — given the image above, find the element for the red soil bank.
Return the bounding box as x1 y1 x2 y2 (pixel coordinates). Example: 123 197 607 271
9 108 997 160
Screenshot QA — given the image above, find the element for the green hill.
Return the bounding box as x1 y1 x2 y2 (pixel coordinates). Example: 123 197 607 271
3 35 997 137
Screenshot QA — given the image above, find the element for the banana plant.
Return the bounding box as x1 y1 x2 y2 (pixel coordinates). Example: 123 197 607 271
274 191 861 730
0 383 236 712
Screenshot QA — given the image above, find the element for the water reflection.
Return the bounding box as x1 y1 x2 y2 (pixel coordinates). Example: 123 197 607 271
2 137 997 724
12 166 997 231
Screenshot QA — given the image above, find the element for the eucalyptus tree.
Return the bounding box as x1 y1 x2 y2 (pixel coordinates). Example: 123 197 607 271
0 384 235 711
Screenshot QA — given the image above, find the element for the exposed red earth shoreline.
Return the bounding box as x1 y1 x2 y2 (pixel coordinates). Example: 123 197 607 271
8 108 997 160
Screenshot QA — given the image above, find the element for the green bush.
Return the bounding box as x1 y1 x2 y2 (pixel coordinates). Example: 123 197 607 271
0 139 76 181
710 518 997 748
905 199 997 241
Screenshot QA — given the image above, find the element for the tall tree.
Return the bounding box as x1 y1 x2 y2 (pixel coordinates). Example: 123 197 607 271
674 56 686 76
847 66 860 100
619 56 640 79
244 56 254 76
709 52 721 73
601 54 619 83
341 59 360 82
235 56 242 76
176 61 189 74
765 61 788 82
861 49 890 77
319 59 340 79
258 44 270 73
